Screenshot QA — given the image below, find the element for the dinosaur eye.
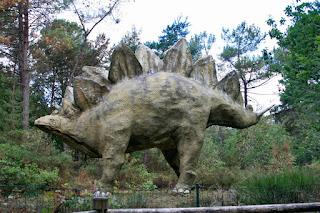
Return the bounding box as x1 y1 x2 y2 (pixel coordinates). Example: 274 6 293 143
50 119 56 126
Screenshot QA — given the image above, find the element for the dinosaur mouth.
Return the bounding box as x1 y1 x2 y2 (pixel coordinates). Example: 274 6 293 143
35 124 101 158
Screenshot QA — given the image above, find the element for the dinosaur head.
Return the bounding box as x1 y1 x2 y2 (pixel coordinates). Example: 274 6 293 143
34 114 73 136
34 114 101 158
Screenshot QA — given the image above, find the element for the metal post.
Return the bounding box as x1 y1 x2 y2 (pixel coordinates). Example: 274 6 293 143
196 183 200 207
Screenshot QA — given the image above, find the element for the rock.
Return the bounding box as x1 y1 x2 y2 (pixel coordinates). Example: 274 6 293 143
191 55 217 88
108 43 143 83
135 44 163 74
81 66 110 85
64 86 75 105
73 66 112 111
215 71 244 106
162 38 193 77
61 97 79 119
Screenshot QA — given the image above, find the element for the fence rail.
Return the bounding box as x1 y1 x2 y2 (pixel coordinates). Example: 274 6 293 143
1 184 320 212
76 203 320 213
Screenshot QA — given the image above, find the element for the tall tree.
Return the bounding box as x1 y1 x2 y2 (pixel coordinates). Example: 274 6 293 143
267 1 320 114
189 31 215 62
120 26 142 52
32 19 110 114
220 21 270 107
267 1 320 164
0 0 73 131
18 0 29 131
145 16 191 58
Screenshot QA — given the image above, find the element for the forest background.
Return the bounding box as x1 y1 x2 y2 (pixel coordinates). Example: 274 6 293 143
0 0 319 191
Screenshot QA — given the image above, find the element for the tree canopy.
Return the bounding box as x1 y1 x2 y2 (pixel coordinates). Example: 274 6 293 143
267 1 320 164
220 21 270 107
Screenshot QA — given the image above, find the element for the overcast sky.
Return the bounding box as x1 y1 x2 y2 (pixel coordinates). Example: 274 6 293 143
106 0 301 44
61 0 311 109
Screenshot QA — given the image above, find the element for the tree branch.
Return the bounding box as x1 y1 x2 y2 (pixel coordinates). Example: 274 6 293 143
247 76 274 90
67 0 122 87
72 2 86 32
86 0 121 36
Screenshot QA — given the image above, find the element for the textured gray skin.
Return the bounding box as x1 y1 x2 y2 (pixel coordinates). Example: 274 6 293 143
34 71 268 190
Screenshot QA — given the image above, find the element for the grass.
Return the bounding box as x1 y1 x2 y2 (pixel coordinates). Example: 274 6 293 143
235 167 320 205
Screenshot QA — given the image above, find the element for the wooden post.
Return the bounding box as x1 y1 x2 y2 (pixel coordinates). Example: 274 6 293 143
93 197 109 213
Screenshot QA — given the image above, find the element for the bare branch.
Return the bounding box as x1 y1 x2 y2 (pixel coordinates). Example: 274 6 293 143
67 0 122 86
247 76 274 90
86 0 121 36
72 2 86 32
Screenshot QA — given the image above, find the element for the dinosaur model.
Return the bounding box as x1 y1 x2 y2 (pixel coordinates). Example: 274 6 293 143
35 38 271 192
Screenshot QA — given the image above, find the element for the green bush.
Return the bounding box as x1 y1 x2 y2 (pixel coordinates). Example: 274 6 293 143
222 119 294 169
119 154 157 190
236 167 320 204
0 159 60 187
0 129 75 189
196 133 236 187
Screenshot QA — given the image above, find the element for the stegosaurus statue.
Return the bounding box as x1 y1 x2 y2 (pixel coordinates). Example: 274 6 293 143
35 38 271 192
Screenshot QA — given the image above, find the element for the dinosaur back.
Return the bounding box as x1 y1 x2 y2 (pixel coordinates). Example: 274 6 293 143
69 38 243 113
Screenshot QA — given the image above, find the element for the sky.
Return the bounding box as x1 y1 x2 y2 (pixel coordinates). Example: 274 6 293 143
61 0 310 109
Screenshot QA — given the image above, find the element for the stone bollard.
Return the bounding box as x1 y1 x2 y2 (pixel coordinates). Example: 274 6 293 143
93 197 109 213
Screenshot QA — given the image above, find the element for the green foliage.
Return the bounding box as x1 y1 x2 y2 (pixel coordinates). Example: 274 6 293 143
267 1 320 164
0 159 60 186
157 16 190 53
42 185 93 212
145 16 215 63
0 69 21 132
119 153 157 190
189 31 215 62
145 16 191 58
222 118 293 169
194 121 295 187
267 1 320 112
196 127 232 186
31 19 110 111
120 26 142 52
222 21 265 55
0 129 73 187
285 112 320 164
237 167 320 205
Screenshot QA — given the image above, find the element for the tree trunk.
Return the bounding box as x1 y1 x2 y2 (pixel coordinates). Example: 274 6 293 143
243 79 248 107
218 126 225 146
11 63 17 130
143 150 149 166
18 1 30 132
67 37 87 87
50 70 56 113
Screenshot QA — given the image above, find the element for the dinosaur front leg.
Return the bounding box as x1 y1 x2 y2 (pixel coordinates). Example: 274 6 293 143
174 127 205 192
100 130 130 189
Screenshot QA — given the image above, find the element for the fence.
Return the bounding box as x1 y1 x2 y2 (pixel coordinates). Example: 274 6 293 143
1 184 320 212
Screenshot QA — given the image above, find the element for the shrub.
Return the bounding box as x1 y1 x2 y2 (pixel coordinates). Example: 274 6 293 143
236 167 320 205
222 118 294 169
0 159 60 187
119 153 157 190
